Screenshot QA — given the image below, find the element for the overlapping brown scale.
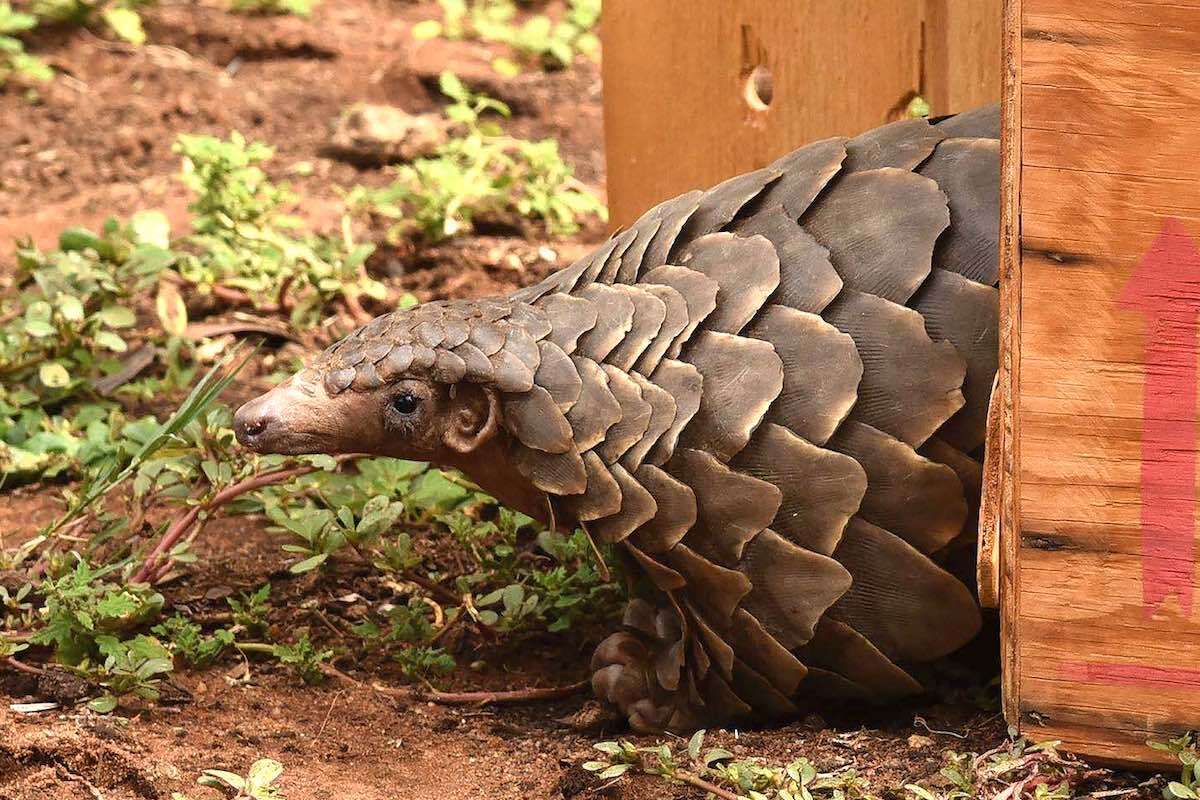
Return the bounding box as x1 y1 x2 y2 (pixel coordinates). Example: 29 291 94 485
678 331 783 462
752 137 848 221
730 423 866 556
559 233 628 295
919 138 1001 286
824 290 965 447
565 357 622 451
674 233 780 335
537 292 598 354
747 304 861 447
632 284 689 375
638 265 719 359
638 190 704 270
468 322 507 356
503 326 541 370
669 166 784 258
487 348 535 393
605 286 667 372
727 609 808 696
662 544 751 622
737 529 852 649
573 284 636 363
684 602 734 680
828 518 982 663
667 447 780 565
613 217 663 284
352 361 382 390
624 542 687 591
843 118 945 172
374 344 413 381
728 207 843 314
829 421 966 554
501 384 573 454
589 464 658 544
912 268 999 453
627 464 695 553
511 444 587 495
451 341 493 383
695 668 753 722
595 366 653 464
921 437 983 502
796 618 922 700
645 359 703 466
729 658 799 718
561 451 622 521
430 349 467 383
588 227 640 285
619 373 677 472
533 341 582 412
933 103 1000 140
802 168 949 304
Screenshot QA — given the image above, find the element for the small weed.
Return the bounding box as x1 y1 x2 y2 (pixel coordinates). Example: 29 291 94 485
229 0 316 18
227 584 272 638
85 633 174 712
33 0 152 46
269 632 331 684
415 0 600 72
0 2 52 84
183 758 287 800
353 72 604 242
154 614 235 668
1149 733 1200 800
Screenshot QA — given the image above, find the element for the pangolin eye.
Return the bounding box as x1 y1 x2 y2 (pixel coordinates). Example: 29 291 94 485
392 392 421 415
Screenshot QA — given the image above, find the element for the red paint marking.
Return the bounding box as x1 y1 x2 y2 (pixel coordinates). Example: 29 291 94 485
1118 217 1200 619
1060 661 1200 689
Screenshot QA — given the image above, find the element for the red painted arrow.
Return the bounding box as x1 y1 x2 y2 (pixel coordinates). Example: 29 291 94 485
1119 217 1200 619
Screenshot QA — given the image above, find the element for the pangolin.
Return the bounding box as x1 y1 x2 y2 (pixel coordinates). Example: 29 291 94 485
234 105 1000 732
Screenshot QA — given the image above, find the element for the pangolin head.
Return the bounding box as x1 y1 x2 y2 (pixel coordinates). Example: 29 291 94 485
233 298 546 468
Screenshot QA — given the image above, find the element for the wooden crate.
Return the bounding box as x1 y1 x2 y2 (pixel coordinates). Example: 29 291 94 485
994 0 1200 768
601 0 1001 227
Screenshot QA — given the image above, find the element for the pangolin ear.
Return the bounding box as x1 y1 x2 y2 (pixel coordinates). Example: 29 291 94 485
442 384 501 455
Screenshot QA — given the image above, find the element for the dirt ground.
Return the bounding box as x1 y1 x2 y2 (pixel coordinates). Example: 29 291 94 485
0 2 1167 799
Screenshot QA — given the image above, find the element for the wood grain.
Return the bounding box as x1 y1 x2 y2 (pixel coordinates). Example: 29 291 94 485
601 0 1002 227
1005 0 1200 767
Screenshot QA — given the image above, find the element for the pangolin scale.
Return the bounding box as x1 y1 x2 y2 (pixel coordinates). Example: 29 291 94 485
235 105 1001 732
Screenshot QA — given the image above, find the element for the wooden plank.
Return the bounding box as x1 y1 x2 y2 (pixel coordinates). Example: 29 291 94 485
1006 0 1200 766
601 0 1002 227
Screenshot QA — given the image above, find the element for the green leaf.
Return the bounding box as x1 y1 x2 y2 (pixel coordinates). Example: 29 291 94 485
1168 783 1199 800
102 7 146 45
596 763 632 779
247 758 284 789
593 741 622 755
95 330 128 353
130 210 171 248
88 694 118 713
39 362 71 388
687 729 705 760
200 770 247 791
97 306 137 328
59 295 85 322
289 553 328 574
411 19 442 39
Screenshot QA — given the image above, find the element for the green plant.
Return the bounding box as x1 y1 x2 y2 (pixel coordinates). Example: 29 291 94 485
227 584 272 637
393 645 455 679
31 557 164 665
269 633 331 684
194 758 286 800
415 0 600 71
229 0 316 17
174 132 382 327
33 0 153 45
1150 733 1200 800
355 72 604 242
86 633 174 712
266 493 405 574
154 614 235 667
0 2 51 84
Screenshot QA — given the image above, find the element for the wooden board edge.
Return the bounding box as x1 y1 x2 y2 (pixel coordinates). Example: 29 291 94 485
999 0 1023 731
978 374 1002 608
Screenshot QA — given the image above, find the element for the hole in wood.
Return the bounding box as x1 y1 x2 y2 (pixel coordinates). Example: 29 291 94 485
744 65 774 111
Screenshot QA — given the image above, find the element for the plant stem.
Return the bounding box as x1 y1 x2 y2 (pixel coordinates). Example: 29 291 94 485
132 455 361 585
322 663 587 706
676 770 744 800
4 656 45 676
234 642 276 655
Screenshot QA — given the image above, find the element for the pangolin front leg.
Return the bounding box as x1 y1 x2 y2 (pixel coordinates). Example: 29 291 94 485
234 105 1001 733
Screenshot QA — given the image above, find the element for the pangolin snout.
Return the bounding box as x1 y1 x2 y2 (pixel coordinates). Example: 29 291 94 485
234 393 281 451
